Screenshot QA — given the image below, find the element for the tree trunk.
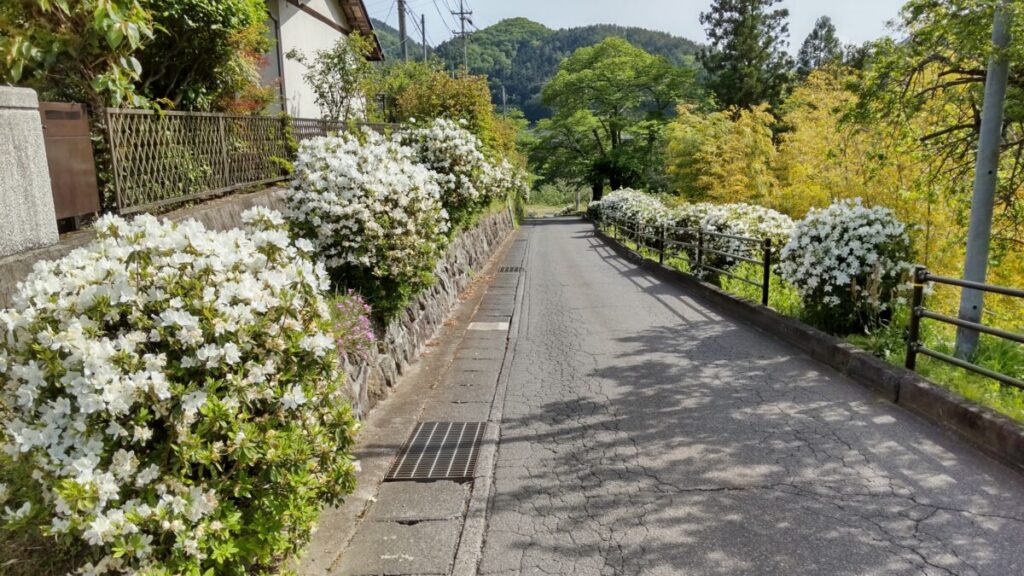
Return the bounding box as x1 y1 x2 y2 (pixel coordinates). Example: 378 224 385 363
591 179 604 201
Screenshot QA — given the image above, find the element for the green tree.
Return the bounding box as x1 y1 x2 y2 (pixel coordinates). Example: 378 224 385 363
0 0 153 109
665 104 779 204
853 0 1024 254
796 16 843 77
365 60 523 161
288 34 375 123
137 0 270 111
699 0 794 109
535 37 695 198
429 17 701 121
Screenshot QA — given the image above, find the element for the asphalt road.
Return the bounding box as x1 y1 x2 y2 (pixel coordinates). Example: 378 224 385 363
478 218 1024 576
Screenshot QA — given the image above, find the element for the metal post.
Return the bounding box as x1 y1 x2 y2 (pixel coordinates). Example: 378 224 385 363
659 223 666 264
696 228 704 276
906 266 928 370
398 0 409 62
422 14 428 61
761 238 772 306
219 115 229 187
637 216 643 253
955 0 1013 360
105 109 126 213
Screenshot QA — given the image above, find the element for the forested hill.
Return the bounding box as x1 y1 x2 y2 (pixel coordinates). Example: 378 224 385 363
433 18 702 121
371 17 426 62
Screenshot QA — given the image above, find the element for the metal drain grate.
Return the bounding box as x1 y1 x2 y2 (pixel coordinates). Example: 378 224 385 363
386 422 485 481
498 266 523 273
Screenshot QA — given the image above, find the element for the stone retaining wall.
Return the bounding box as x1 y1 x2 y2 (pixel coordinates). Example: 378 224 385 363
341 210 514 418
0 184 515 419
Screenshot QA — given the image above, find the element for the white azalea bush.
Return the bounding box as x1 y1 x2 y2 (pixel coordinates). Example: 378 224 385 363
399 118 493 230
597 189 670 225
699 203 794 274
486 158 531 206
779 198 911 333
287 131 450 320
0 209 359 575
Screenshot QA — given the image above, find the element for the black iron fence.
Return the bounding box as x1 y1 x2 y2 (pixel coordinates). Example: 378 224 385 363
601 214 773 306
599 214 1024 391
106 108 397 214
906 266 1024 390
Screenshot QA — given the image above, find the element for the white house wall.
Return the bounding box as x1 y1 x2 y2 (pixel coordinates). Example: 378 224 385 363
273 0 352 119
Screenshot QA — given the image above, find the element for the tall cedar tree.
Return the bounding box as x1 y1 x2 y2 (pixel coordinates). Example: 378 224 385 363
796 16 843 77
699 0 794 110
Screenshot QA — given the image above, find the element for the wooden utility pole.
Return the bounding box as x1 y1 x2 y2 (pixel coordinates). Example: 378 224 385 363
422 14 428 61
398 0 409 61
955 0 1013 359
451 0 472 73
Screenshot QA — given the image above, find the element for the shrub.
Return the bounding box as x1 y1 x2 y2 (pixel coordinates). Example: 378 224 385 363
779 198 911 333
486 158 531 205
332 291 376 362
399 118 492 230
0 209 358 575
287 131 450 321
596 188 671 227
699 203 794 275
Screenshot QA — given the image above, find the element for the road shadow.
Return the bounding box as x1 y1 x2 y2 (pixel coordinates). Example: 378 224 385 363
485 221 1024 575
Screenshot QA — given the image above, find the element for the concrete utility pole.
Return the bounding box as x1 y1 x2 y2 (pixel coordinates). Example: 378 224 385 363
452 0 472 73
955 0 1013 360
501 85 507 117
398 0 409 61
422 14 428 61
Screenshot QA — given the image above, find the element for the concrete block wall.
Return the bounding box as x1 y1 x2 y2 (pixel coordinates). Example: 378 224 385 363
0 87 58 257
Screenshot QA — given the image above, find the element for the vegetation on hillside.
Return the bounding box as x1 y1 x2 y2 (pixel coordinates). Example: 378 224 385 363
431 17 701 121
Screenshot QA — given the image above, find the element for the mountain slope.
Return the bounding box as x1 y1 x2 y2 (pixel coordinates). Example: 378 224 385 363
371 17 426 62
434 18 702 121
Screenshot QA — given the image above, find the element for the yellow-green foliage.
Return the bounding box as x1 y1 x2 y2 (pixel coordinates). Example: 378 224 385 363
666 104 778 205
366 61 523 164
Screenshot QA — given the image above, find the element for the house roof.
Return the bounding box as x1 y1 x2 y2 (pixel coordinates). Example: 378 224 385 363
338 0 384 61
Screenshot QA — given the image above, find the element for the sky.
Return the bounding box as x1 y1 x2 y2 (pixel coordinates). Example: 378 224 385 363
364 0 907 52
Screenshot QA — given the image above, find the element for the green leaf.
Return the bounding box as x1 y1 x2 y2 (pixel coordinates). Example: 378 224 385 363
125 22 141 49
106 25 124 49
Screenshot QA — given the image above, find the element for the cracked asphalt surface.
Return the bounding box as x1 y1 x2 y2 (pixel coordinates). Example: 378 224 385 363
477 218 1024 576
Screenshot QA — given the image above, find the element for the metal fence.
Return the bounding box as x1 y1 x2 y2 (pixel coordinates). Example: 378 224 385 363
291 118 394 142
602 215 773 305
906 267 1024 389
106 109 399 214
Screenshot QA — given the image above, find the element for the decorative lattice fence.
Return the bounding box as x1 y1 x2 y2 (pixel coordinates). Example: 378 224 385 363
106 109 290 213
106 109 398 214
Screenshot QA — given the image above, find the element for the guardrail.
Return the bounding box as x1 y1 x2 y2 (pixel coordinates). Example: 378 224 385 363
905 266 1024 390
602 215 773 306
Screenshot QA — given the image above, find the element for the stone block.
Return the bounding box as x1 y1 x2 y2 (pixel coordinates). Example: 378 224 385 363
367 481 469 522
333 520 460 575
0 87 58 257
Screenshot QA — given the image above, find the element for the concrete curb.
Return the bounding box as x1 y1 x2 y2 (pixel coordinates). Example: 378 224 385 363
451 227 529 576
593 224 1024 472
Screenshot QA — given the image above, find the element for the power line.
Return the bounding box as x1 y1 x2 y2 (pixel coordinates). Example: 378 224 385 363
430 0 458 36
451 0 472 73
